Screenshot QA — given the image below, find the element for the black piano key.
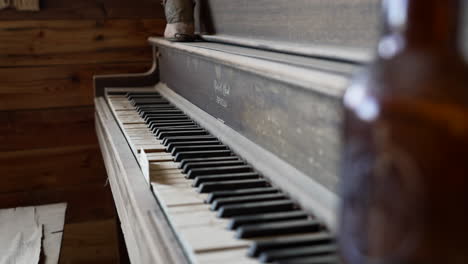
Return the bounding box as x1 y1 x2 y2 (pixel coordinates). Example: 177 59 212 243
153 122 197 131
228 211 309 230
146 116 190 122
175 150 233 162
259 244 337 263
137 106 175 114
186 165 252 179
206 187 279 204
150 122 197 131
237 219 321 239
137 102 173 107
130 94 163 98
156 127 203 138
248 233 334 257
130 98 167 105
179 156 240 169
154 125 201 133
144 113 185 119
130 97 163 101
143 110 184 116
127 95 162 100
168 140 222 153
158 130 209 140
198 179 269 193
147 117 190 124
129 94 163 98
132 100 170 106
154 126 200 135
162 136 218 145
193 172 260 188
143 112 184 117
128 94 162 97
131 97 166 103
143 113 185 117
140 109 176 116
137 103 173 107
141 111 183 116
139 108 175 115
127 92 161 96
217 200 295 218
208 191 287 210
172 145 228 156
144 115 192 120
144 114 189 122
131 98 168 105
107 91 128 95
182 159 244 173
133 101 165 105
148 119 192 125
211 193 286 211
275 255 340 264
148 119 193 125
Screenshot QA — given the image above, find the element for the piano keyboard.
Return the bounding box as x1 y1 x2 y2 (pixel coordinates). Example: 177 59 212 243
106 90 339 264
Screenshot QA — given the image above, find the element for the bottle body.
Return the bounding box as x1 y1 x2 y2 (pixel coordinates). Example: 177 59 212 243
339 55 468 263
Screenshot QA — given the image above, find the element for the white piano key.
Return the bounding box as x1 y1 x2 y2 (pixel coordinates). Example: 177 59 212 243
135 146 166 153
115 111 140 116
128 137 157 141
109 101 134 110
120 116 145 122
122 124 150 129
195 248 259 264
178 225 250 253
164 205 250 253
146 155 174 162
132 139 162 144
150 162 180 170
166 205 224 228
153 181 193 190
151 171 183 177
156 188 207 207
151 171 185 179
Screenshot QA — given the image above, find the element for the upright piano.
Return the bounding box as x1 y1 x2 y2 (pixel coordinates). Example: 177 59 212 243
94 1 380 263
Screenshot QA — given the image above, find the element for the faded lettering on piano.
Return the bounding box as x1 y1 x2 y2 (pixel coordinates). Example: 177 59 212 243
216 96 228 108
214 79 230 108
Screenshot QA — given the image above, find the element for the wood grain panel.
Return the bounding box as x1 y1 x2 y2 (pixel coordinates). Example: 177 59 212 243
0 2 165 261
0 0 165 20
0 184 116 223
2 47 153 68
0 62 150 110
0 19 164 67
0 107 98 151
0 145 106 193
60 219 120 264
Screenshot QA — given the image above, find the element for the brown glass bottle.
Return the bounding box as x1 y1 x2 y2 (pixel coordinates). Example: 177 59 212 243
340 0 468 263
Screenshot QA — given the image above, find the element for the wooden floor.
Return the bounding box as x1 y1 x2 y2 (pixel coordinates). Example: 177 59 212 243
0 0 165 262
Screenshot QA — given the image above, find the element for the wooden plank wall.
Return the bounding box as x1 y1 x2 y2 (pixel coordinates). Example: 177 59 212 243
0 1 165 262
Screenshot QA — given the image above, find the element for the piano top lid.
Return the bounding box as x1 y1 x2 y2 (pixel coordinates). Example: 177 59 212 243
149 37 359 99
195 0 380 63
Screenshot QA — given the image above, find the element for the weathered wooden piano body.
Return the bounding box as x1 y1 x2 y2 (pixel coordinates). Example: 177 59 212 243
94 1 468 263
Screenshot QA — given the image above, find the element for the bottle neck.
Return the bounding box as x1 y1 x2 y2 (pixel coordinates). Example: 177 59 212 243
378 0 462 58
